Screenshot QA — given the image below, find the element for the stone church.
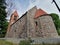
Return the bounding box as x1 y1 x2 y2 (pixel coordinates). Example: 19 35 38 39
5 6 58 38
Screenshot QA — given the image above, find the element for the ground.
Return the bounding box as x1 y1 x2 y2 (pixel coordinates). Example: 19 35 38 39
0 39 18 45
0 39 60 45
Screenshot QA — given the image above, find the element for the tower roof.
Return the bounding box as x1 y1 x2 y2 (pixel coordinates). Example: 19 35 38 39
34 9 47 18
12 11 19 17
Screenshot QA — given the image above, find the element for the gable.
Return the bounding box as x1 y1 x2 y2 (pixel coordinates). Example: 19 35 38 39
34 9 47 18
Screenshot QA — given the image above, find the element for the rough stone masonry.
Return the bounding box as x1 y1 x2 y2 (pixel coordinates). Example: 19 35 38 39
5 6 58 38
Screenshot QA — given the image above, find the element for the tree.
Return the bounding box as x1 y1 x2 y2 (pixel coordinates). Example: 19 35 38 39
0 0 8 37
50 13 60 35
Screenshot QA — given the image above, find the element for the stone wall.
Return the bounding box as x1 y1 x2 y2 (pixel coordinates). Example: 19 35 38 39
6 6 58 38
27 6 37 37
6 13 27 38
35 15 58 38
18 13 27 38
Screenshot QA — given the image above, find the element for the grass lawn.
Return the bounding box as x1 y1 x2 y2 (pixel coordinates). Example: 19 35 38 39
0 39 17 45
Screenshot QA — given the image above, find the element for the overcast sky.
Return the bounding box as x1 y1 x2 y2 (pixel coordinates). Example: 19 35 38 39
6 0 60 20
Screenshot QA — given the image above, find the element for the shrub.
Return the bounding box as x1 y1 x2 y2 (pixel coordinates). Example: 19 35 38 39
19 40 31 45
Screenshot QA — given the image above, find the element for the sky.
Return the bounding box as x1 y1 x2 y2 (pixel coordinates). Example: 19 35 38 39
6 0 60 20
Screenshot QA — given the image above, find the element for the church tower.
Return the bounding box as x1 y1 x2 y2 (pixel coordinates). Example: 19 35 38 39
9 11 19 25
5 10 19 37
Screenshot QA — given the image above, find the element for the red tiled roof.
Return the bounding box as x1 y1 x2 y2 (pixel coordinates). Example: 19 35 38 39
13 11 18 16
34 9 47 18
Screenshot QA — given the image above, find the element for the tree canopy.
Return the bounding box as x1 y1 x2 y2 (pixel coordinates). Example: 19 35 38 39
50 13 60 35
0 0 8 37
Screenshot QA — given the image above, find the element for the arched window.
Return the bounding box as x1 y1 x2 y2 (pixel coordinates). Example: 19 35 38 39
35 21 38 26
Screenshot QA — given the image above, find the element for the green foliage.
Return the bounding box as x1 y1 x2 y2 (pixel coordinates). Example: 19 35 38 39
50 13 60 35
0 0 8 37
19 38 33 45
28 37 34 43
57 29 60 35
50 13 59 20
0 39 15 45
19 40 31 45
